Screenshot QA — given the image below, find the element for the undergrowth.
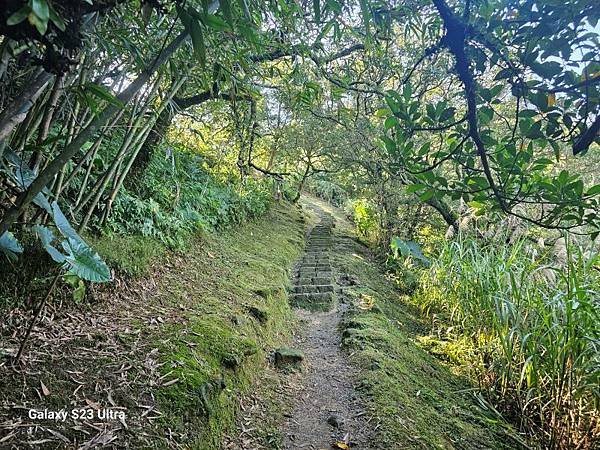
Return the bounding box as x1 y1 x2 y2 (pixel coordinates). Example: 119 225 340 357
103 151 273 250
411 236 600 449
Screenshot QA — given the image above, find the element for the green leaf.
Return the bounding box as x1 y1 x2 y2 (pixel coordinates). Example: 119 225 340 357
525 121 543 139
418 142 431 156
34 225 66 263
586 185 600 196
358 0 370 36
31 0 49 21
479 106 494 125
72 278 86 302
63 274 86 302
381 136 396 154
28 12 48 35
557 170 569 185
220 0 234 26
6 6 30 25
50 6 67 31
190 19 207 66
384 116 398 129
390 237 430 266
204 14 230 31
313 0 321 24
419 189 435 201
385 94 400 115
0 231 23 262
406 184 425 194
426 104 436 120
529 91 548 111
439 107 456 122
83 83 125 109
51 202 80 241
62 238 111 282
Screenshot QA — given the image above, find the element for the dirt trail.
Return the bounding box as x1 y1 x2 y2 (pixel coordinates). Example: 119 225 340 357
282 205 373 449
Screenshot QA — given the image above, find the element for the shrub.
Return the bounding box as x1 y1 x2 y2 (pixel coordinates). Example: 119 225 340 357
102 150 273 249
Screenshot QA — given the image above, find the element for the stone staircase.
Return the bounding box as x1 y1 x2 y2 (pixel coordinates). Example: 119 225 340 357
290 212 335 311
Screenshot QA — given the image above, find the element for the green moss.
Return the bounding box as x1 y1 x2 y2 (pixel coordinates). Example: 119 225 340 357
149 202 307 449
88 234 167 277
329 219 524 449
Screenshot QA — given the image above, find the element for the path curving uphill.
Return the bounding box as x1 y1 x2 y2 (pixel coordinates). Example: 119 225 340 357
283 206 374 449
290 210 335 311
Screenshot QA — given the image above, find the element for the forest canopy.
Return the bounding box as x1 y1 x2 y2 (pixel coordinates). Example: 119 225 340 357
0 0 598 253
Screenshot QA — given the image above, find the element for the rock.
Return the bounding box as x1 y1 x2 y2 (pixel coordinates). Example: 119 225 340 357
327 414 344 428
247 305 268 324
273 347 304 368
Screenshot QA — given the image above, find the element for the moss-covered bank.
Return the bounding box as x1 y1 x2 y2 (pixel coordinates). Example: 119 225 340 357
150 201 306 448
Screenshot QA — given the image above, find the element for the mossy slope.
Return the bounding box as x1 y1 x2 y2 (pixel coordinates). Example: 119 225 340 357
150 202 306 448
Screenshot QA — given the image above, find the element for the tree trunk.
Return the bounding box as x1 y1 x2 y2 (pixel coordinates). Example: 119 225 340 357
293 164 311 203
126 106 174 188
0 69 53 143
29 75 65 172
426 197 459 232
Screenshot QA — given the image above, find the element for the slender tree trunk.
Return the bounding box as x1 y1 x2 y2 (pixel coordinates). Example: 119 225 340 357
63 109 126 197
77 75 165 229
127 106 175 186
0 31 189 236
0 68 53 144
293 163 311 203
30 75 65 172
103 76 187 222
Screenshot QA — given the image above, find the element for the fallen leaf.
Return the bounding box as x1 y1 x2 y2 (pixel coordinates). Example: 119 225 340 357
161 378 179 387
332 442 350 449
358 294 375 310
40 381 50 396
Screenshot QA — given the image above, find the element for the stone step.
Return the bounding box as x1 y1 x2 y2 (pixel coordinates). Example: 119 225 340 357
299 261 331 271
303 256 329 262
292 284 334 294
289 292 334 304
297 268 332 276
302 257 330 263
296 276 331 285
298 262 331 268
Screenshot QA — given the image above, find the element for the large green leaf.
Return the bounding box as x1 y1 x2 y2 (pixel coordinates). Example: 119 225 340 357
33 225 66 264
51 202 80 241
391 237 430 267
62 238 111 282
0 231 23 262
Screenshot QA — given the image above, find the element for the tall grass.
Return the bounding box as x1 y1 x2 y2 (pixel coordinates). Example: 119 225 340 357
413 236 600 448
